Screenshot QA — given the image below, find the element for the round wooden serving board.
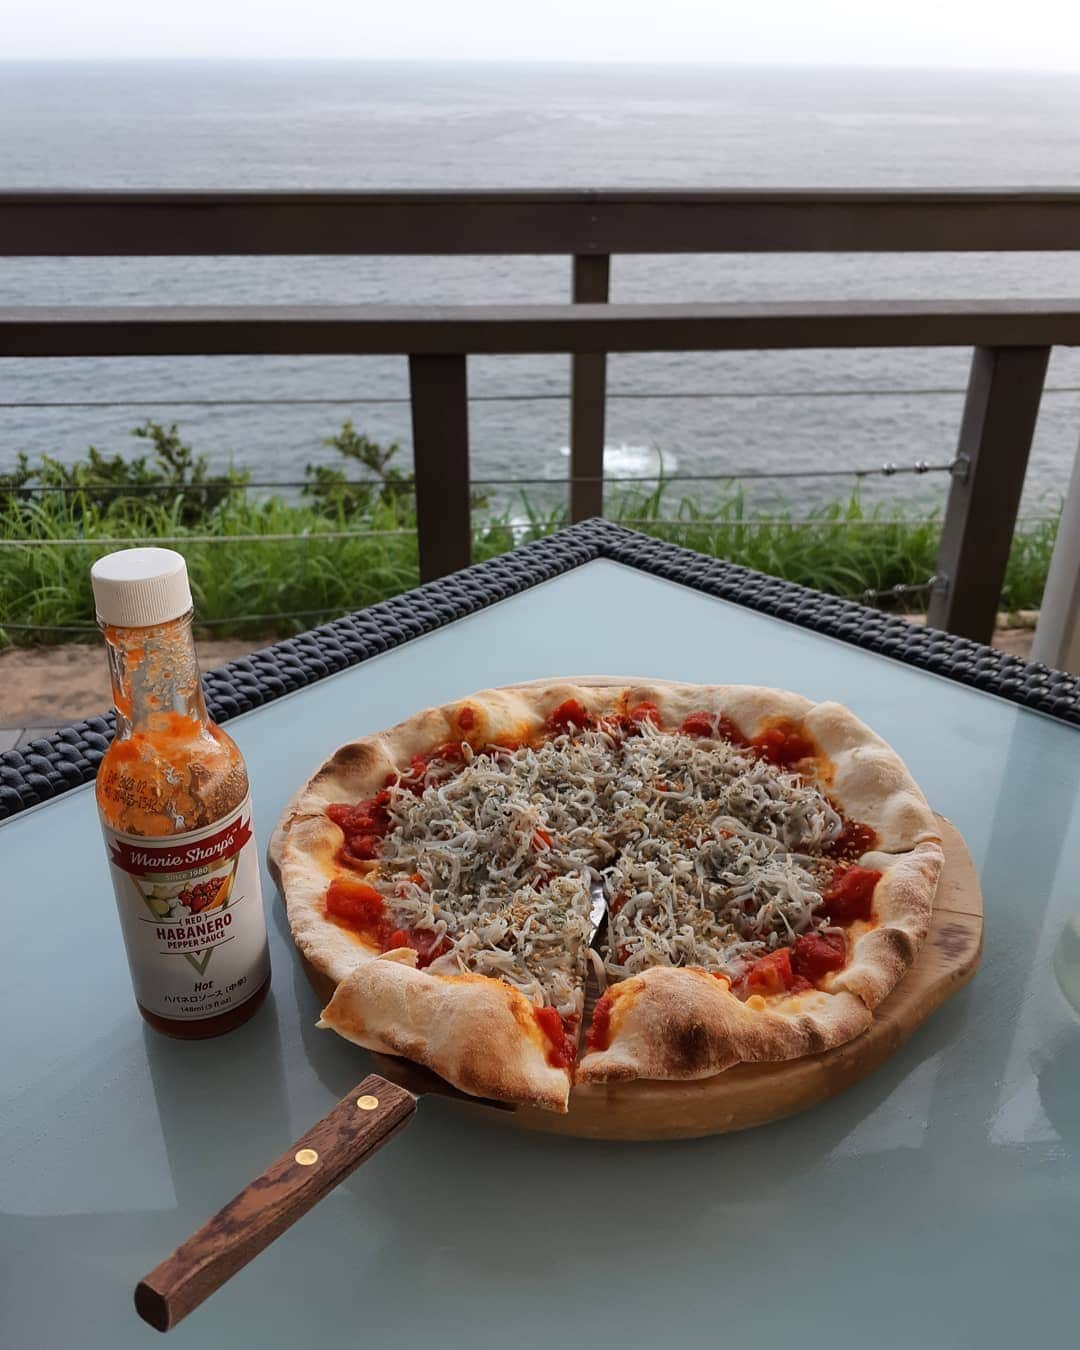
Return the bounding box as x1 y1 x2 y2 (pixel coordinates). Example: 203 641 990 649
287 676 981 1141
301 814 981 1142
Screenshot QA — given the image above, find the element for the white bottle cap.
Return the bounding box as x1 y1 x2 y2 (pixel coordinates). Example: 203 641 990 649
91 548 194 628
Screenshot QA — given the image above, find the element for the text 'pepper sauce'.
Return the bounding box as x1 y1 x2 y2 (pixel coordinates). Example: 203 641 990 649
92 548 270 1038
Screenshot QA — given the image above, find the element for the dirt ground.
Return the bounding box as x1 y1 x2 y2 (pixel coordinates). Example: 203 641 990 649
0 639 270 728
0 622 1038 730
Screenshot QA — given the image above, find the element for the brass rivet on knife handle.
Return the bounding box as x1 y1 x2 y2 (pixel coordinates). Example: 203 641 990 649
356 1095 379 1111
133 1074 417 1333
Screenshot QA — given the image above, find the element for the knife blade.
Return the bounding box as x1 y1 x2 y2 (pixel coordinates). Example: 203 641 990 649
581 877 610 1030
588 875 608 945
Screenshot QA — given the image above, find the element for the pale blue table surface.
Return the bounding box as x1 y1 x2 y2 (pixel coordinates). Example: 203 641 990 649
3 559 1080 1349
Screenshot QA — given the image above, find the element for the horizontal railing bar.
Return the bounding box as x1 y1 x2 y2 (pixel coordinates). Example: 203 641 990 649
5 300 1080 356
6 188 1080 256
3 387 1080 412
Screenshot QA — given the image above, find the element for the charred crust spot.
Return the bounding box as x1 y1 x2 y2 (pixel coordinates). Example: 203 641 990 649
311 741 384 790
667 1019 712 1073
330 743 376 771
877 925 917 967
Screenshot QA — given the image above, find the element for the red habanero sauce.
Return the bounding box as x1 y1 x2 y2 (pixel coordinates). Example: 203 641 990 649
325 879 392 942
533 1005 578 1069
92 548 270 1040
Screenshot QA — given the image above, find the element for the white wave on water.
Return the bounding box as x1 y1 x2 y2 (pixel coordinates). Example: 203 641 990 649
506 513 533 538
504 443 679 538
556 443 678 478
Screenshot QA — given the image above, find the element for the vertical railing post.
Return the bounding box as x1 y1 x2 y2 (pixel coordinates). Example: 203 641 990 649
408 353 471 583
569 254 610 522
927 345 1050 642
1031 436 1080 673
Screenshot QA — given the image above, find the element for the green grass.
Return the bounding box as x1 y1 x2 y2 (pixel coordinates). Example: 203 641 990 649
0 427 1060 646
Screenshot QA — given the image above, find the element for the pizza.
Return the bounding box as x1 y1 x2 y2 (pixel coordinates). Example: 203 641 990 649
272 681 943 1113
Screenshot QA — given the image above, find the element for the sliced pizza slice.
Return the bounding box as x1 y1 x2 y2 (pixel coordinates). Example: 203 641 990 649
576 846 939 1085
318 949 583 1112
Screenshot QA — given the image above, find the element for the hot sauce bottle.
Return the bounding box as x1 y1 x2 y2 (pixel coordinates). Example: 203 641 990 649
92 548 271 1038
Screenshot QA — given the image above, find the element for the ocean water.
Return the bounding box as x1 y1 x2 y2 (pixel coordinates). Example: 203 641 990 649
2 60 1080 515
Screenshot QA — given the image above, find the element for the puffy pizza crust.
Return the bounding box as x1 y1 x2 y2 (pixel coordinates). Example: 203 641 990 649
573 841 942 1088
281 813 378 985
274 679 943 1105
830 841 943 1008
575 966 873 1084
319 950 573 1112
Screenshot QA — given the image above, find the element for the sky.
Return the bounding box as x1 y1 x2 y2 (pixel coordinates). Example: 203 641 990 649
4 0 1080 69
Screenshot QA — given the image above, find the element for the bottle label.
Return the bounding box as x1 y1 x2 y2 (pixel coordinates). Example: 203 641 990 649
102 795 270 1021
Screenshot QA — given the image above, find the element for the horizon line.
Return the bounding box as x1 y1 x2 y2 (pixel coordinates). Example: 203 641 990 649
2 55 1080 76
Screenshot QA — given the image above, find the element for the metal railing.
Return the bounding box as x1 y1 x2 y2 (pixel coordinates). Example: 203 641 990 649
2 188 1080 654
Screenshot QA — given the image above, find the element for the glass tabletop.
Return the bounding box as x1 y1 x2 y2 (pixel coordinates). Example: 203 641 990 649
3 559 1079 1350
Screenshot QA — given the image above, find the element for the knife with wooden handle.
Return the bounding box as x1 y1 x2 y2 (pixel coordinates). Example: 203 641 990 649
134 1072 416 1331
135 881 608 1332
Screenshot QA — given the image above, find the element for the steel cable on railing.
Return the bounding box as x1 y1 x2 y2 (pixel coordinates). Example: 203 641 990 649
0 461 961 495
857 575 942 603
0 373 1037 621
0 516 1058 549
0 527 419 546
